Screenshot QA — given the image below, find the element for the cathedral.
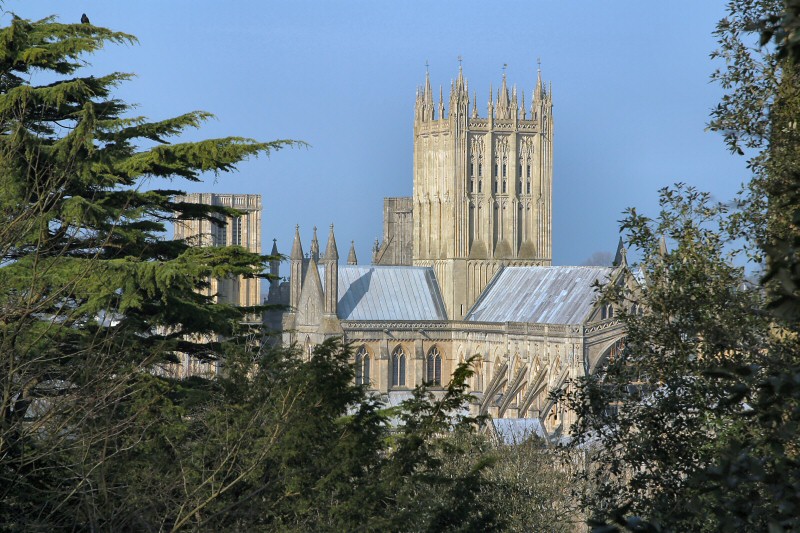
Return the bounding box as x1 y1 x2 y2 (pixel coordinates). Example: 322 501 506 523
266 64 631 437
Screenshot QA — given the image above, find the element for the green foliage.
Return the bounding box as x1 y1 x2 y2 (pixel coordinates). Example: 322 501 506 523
565 185 769 532
0 13 293 529
570 1 800 530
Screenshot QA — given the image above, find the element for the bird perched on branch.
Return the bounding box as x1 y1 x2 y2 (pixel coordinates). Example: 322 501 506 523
81 13 90 24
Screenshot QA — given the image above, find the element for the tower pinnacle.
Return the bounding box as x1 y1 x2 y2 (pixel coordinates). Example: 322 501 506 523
347 241 358 265
310 225 320 261
325 224 339 261
290 225 303 260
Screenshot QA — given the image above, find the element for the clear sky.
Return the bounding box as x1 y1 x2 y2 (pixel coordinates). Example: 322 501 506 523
8 1 751 272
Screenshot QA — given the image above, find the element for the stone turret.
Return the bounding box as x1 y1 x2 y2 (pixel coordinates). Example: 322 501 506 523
289 225 304 310
347 241 358 265
323 224 338 316
269 238 280 295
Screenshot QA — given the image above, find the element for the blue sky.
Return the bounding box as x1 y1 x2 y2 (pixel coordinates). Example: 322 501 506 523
9 1 750 269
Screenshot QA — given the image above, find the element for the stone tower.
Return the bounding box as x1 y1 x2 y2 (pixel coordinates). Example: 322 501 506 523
173 193 262 310
412 63 553 319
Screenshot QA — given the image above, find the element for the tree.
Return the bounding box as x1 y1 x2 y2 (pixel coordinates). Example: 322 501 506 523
565 1 800 530
0 14 293 528
564 185 768 532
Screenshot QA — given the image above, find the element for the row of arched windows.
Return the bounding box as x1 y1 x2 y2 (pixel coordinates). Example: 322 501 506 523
600 303 645 320
355 345 443 388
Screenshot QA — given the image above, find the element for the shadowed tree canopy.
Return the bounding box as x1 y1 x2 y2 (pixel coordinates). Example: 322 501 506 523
0 14 297 526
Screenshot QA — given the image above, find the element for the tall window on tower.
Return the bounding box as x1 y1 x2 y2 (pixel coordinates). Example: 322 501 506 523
519 138 534 196
212 218 226 246
231 216 242 246
469 153 476 193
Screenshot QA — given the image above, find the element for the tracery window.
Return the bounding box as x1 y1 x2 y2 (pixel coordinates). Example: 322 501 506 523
212 218 227 246
355 346 371 386
426 347 442 385
391 346 406 387
231 216 242 246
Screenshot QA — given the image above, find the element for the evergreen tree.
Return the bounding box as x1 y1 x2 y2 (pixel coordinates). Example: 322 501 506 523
0 14 293 528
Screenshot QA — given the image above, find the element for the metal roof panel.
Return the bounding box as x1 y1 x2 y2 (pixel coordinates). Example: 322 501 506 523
334 265 448 321
466 266 613 325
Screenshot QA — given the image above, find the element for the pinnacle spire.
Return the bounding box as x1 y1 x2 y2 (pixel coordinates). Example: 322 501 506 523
290 225 303 260
422 65 434 121
521 89 526 119
425 67 432 100
613 237 627 267
535 59 544 101
310 225 320 261
472 91 478 118
325 223 339 261
347 240 358 265
270 237 279 256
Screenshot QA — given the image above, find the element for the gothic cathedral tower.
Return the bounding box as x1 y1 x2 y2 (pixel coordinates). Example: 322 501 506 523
412 63 553 319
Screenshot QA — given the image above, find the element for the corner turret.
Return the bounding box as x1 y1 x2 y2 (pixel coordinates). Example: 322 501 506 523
323 224 338 316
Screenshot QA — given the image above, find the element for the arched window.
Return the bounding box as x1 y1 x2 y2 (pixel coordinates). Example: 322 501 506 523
355 346 370 386
426 347 442 385
392 346 406 387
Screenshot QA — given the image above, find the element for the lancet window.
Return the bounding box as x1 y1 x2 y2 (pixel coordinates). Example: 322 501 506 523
355 346 371 386
426 347 442 385
391 346 406 387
